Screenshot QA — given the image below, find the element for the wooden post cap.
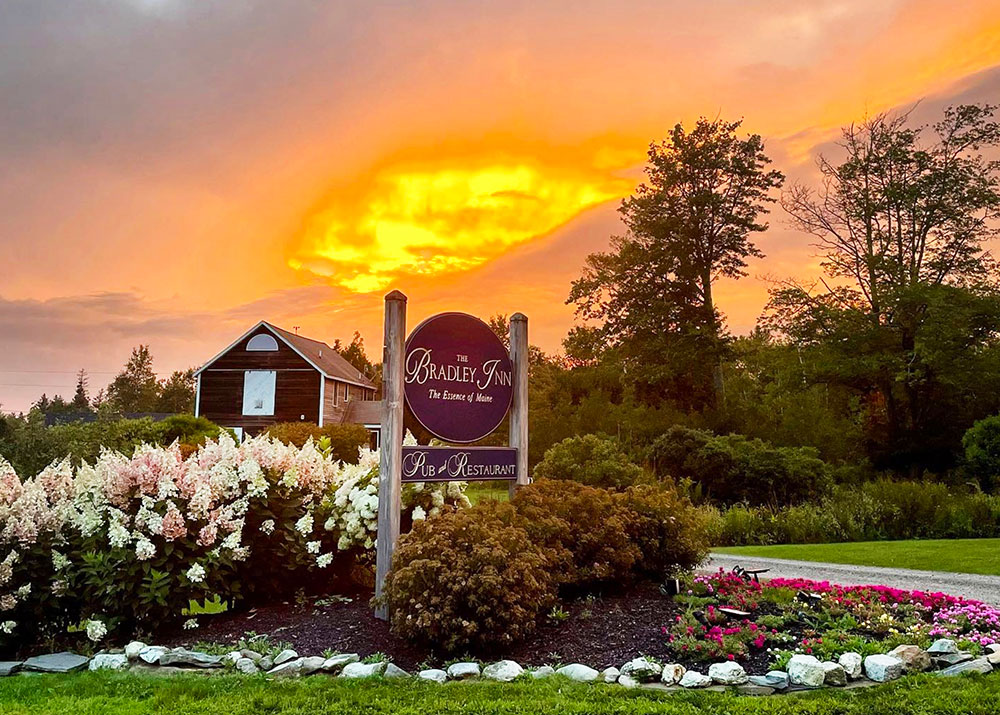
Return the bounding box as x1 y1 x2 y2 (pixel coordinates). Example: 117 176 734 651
511 312 527 322
384 290 408 302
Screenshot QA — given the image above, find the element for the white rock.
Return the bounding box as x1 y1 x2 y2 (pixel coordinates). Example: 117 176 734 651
927 639 958 655
530 665 556 679
384 663 409 679
708 661 747 685
235 657 259 675
787 654 825 688
556 663 600 682
124 641 147 661
679 670 712 688
600 667 620 684
822 661 847 686
617 674 640 688
748 671 789 689
341 661 387 678
419 668 448 683
660 663 686 685
322 653 360 673
864 654 904 682
482 660 523 682
268 658 307 677
838 652 863 680
89 654 128 671
273 649 299 666
446 662 481 680
240 649 263 661
301 656 327 675
138 646 167 665
620 657 662 682
225 651 243 666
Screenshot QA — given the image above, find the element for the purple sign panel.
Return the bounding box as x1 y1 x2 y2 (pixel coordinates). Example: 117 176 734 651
401 446 518 483
403 312 513 443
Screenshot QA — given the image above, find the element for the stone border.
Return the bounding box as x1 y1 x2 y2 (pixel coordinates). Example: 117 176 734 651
1 638 996 696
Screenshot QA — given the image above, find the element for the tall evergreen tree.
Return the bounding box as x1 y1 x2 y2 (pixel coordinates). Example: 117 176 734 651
569 117 783 409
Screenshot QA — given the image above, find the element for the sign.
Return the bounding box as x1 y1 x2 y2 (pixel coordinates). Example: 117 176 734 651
403 312 513 443
401 446 517 483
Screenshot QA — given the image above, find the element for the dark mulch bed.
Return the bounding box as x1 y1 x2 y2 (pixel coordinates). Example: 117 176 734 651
161 581 775 673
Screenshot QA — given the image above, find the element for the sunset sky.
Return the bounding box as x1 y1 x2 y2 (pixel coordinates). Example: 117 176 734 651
3 0 1000 412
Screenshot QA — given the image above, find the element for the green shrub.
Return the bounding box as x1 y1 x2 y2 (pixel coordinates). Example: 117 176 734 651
963 414 1000 492
382 502 556 653
264 423 369 463
532 434 647 489
511 478 639 589
156 415 221 447
616 483 709 576
712 480 1000 546
647 425 833 507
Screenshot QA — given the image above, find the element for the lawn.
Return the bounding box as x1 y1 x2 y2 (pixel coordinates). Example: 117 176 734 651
0 672 998 715
714 538 1000 576
463 482 510 505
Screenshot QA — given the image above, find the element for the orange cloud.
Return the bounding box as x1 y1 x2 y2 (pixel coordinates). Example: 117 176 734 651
288 150 635 292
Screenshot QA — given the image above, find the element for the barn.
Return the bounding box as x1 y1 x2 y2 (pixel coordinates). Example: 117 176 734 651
194 321 378 440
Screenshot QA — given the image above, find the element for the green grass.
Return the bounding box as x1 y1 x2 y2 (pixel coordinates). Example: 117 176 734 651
0 672 998 714
464 482 510 505
715 538 1000 576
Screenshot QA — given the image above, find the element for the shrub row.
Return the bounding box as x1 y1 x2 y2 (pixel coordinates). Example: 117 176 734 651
648 426 833 507
382 478 710 653
707 479 1000 546
0 414 223 476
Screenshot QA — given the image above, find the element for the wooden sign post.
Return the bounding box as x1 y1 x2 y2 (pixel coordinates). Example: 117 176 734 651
508 312 529 498
374 296 528 621
374 290 406 621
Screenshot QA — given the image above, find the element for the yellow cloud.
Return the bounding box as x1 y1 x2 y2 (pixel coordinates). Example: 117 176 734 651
289 157 633 292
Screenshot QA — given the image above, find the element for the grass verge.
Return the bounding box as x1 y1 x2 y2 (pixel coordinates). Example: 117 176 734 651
0 672 998 715
714 538 1000 576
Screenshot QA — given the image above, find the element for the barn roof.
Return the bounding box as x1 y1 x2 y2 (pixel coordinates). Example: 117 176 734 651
195 320 376 390
266 323 376 389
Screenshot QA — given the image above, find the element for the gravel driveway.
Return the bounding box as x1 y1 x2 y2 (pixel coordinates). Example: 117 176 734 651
706 552 1000 605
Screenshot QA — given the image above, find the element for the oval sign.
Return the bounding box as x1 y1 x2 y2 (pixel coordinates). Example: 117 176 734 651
403 312 513 443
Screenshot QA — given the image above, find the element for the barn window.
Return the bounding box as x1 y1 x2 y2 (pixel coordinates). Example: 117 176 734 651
242 370 276 415
247 334 279 351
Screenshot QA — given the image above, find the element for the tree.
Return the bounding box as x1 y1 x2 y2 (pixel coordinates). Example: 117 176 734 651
72 369 91 410
769 104 1000 474
569 117 784 410
156 369 196 413
105 345 160 413
333 331 379 384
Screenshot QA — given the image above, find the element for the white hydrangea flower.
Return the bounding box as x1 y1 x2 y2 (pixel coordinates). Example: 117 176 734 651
411 506 426 521
295 513 313 535
0 621 14 634
15 584 30 599
135 536 156 561
51 550 70 571
306 540 321 554
86 619 107 643
186 563 206 584
260 519 275 535
316 553 333 568
182 618 199 630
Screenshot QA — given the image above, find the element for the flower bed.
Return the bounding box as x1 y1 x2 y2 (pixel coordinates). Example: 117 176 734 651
664 570 999 668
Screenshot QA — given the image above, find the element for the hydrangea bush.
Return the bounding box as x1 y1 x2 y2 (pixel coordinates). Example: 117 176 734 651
0 432 467 648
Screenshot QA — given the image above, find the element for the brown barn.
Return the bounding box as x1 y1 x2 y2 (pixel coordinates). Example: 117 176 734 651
194 321 378 439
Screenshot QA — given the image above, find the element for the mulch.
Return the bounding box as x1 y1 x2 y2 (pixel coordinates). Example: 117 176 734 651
162 581 774 673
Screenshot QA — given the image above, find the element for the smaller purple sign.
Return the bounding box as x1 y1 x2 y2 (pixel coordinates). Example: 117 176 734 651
401 446 518 483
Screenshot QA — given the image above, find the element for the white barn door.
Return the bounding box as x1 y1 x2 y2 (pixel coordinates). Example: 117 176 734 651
242 370 276 415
